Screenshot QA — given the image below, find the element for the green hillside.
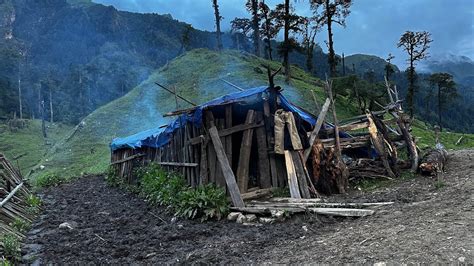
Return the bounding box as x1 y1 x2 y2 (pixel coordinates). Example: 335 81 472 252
30 49 360 182
0 120 72 174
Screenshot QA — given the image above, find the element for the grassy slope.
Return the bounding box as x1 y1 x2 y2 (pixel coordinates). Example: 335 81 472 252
412 120 474 150
0 120 72 174
32 49 359 181
29 49 473 181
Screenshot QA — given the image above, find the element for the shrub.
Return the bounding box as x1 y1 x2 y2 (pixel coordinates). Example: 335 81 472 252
1 234 20 261
35 174 65 187
9 218 30 234
138 164 186 207
25 194 42 215
105 166 123 187
175 184 229 222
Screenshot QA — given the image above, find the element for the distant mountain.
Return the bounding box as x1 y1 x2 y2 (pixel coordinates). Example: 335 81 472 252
423 54 474 87
343 54 400 79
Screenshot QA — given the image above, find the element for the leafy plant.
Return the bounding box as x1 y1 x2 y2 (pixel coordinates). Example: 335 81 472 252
1 234 20 261
9 218 31 234
434 180 445 189
105 166 123 187
35 174 65 187
175 184 229 222
272 187 290 198
0 258 12 266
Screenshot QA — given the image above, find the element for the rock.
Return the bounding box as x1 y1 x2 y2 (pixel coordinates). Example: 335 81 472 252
59 222 73 230
171 217 178 223
227 212 241 221
243 222 262 227
270 210 285 221
374 262 386 266
259 217 275 224
302 225 308 232
458 257 465 263
245 214 257 223
177 224 184 229
236 213 246 224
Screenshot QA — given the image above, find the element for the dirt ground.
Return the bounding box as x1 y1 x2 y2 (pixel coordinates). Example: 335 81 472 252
22 149 473 264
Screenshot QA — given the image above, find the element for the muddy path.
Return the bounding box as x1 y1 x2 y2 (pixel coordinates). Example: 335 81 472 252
22 149 473 264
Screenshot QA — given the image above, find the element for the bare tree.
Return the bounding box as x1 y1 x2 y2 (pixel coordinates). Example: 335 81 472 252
301 15 323 74
259 0 281 60
311 0 352 77
397 30 432 118
385 53 395 81
212 0 223 51
246 0 261 56
428 72 457 131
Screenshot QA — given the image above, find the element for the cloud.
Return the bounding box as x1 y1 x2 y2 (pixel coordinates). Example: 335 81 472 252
93 0 474 68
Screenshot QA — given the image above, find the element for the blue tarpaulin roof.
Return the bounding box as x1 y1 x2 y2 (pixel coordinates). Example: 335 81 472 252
110 86 318 151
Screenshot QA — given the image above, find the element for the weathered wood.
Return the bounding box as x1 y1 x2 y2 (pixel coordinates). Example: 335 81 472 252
263 99 278 187
419 147 447 176
215 119 226 188
284 151 301 199
230 206 375 217
208 126 244 207
155 82 197 106
205 111 217 184
304 98 331 162
241 188 274 200
290 151 310 198
0 182 23 208
250 200 394 208
110 153 144 165
199 136 209 185
366 112 396 178
225 105 233 170
157 162 198 167
236 110 256 193
255 112 271 189
186 122 264 145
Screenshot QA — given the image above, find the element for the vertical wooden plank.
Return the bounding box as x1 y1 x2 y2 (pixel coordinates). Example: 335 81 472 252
225 105 233 169
263 100 278 187
284 151 301 199
200 137 209 185
215 119 226 188
236 110 256 193
208 126 244 207
366 112 396 178
204 110 217 184
255 112 271 188
291 151 311 198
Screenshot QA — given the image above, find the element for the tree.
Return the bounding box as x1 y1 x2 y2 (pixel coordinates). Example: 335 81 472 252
230 17 252 51
273 1 305 82
385 53 395 81
301 16 323 73
246 0 261 56
428 72 457 131
311 0 352 78
397 30 433 118
212 0 223 51
179 24 194 54
259 1 281 60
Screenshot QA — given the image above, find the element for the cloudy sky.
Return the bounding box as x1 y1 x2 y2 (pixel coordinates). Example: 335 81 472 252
93 0 474 68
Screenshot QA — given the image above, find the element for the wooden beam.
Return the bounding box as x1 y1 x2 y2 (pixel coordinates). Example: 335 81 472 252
157 162 198 167
263 99 278 187
208 126 244 207
366 112 396 178
241 188 274 200
0 182 23 208
291 151 310 198
155 82 197 106
236 110 256 193
110 153 144 165
255 112 271 189
230 206 375 217
304 98 330 161
284 151 301 199
186 122 264 145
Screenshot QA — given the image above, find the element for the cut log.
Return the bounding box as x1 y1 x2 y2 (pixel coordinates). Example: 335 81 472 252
290 151 310 198
255 112 271 188
248 200 393 208
230 206 375 217
241 188 274 200
208 126 244 207
366 112 396 179
419 147 447 176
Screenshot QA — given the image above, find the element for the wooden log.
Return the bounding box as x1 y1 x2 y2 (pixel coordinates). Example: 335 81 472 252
208 126 244 207
366 112 396 178
0 182 23 208
249 200 394 208
311 140 324 184
186 122 264 146
205 111 217 184
304 98 330 162
241 188 274 200
225 105 233 170
255 112 271 188
392 112 419 172
230 206 375 217
419 147 447 176
284 151 301 199
199 136 208 185
157 162 198 167
215 119 226 188
290 151 310 199
236 110 256 193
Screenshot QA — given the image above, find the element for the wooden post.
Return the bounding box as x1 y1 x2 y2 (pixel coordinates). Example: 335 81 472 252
225 105 233 169
236 110 256 193
255 112 271 188
215 119 226 188
208 126 244 207
366 112 396 178
263 100 278 187
291 151 310 198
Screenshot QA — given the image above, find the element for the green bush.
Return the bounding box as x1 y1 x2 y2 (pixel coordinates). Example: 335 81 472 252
35 174 65 187
175 184 229 222
105 166 123 187
0 258 12 266
25 194 42 215
9 218 30 234
1 234 20 261
136 164 229 221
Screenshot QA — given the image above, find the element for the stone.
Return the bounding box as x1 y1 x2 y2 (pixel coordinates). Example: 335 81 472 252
236 213 246 224
259 217 275 224
227 212 241 221
270 210 285 221
245 214 257 223
59 222 73 230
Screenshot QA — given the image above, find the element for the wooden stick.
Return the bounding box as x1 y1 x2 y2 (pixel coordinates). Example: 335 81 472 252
236 110 256 193
157 162 198 167
284 151 301 199
0 183 23 208
155 82 197 106
304 98 330 162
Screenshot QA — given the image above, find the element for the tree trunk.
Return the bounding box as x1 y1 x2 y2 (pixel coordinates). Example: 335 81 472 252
212 0 223 51
283 0 290 82
438 83 442 131
49 88 53 123
327 1 336 77
407 51 415 118
18 72 22 120
41 99 47 139
251 0 260 56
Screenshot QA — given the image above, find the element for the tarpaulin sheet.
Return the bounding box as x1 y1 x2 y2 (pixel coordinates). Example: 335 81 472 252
111 86 320 151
